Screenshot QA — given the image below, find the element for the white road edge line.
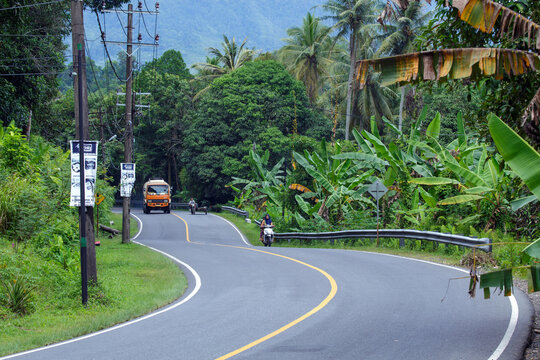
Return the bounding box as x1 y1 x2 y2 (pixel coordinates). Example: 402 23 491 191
209 213 251 246
364 251 519 360
0 213 201 360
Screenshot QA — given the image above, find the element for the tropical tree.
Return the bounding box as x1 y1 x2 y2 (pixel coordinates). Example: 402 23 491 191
192 35 257 79
321 0 380 139
279 13 334 105
375 0 429 131
356 0 540 145
191 35 258 100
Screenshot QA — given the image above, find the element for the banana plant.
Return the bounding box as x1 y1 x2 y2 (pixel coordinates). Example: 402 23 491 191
227 149 286 211
292 139 374 223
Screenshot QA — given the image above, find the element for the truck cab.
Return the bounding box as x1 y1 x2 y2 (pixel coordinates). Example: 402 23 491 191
142 179 171 214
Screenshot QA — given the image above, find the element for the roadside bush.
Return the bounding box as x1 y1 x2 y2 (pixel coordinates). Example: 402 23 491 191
0 273 35 315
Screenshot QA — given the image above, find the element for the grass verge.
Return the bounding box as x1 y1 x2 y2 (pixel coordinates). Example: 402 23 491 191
0 213 187 357
215 211 464 267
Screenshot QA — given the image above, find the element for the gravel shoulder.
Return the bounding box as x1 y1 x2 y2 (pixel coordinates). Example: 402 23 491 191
516 279 540 359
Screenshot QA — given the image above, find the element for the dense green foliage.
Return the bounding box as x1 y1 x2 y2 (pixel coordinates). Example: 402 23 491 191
0 0 70 131
182 60 331 203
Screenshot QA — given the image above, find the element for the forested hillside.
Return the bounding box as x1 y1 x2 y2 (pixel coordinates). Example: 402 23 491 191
84 0 321 66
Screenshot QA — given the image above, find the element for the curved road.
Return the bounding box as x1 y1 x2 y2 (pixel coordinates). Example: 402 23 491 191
4 209 533 360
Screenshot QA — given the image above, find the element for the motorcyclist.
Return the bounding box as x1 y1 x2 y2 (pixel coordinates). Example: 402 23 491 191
260 213 273 243
188 198 197 213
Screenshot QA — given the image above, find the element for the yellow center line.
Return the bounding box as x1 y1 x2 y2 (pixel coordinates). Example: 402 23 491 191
171 212 191 242
170 212 338 359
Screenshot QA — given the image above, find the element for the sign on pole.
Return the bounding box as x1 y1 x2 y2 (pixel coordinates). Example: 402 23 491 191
368 179 388 200
70 141 98 207
368 179 388 245
120 163 135 197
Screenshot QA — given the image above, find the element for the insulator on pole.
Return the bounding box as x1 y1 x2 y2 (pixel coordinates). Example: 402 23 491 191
138 1 142 9
155 34 159 43
138 33 142 42
155 2 159 10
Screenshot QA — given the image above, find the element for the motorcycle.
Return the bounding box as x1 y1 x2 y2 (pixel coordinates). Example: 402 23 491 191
189 202 197 215
262 224 274 247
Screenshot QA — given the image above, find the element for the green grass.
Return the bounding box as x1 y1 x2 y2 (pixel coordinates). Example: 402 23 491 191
216 212 464 267
0 214 187 357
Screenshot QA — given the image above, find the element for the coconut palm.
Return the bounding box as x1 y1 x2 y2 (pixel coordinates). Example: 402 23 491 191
279 12 334 105
356 0 540 144
192 35 258 99
375 0 429 131
321 0 380 140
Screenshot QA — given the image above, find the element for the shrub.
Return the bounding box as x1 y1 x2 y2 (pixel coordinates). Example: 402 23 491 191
0 273 35 315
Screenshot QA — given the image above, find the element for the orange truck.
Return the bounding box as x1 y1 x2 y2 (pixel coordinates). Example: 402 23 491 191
142 178 171 214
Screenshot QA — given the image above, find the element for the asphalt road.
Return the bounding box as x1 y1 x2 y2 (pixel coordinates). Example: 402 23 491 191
4 209 533 360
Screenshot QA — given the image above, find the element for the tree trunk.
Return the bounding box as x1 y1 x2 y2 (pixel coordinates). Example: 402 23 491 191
398 86 406 132
24 110 32 140
345 30 358 140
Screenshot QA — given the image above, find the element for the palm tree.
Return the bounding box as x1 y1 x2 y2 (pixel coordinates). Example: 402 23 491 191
321 0 379 140
279 13 333 105
356 0 540 145
192 35 258 99
375 0 429 131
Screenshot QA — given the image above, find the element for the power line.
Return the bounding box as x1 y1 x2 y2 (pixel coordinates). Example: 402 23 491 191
0 0 65 11
94 10 124 82
0 71 61 76
0 34 64 37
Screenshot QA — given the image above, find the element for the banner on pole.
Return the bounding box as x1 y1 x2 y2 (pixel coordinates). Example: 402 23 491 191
120 163 136 197
70 141 98 207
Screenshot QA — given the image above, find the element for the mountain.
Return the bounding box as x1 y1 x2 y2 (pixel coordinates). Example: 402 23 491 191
83 0 326 68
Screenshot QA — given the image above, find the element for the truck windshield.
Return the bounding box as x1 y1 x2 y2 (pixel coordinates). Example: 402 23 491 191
147 185 168 195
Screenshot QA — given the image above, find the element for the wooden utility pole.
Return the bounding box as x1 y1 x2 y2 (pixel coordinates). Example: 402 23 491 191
71 0 97 302
122 3 133 244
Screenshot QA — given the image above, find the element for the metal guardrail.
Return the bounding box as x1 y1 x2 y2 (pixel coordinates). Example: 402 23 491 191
273 229 492 252
222 206 249 218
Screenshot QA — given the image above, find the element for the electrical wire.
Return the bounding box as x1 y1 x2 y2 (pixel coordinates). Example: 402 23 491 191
0 0 65 11
94 10 124 82
114 9 128 36
0 72 62 76
0 34 63 37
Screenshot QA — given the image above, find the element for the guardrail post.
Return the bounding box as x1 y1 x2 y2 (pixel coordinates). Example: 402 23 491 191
399 239 404 248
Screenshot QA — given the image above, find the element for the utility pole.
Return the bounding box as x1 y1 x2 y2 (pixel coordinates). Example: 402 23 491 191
71 0 97 303
122 3 133 244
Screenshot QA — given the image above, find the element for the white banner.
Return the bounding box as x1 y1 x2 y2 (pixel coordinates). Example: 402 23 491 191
70 141 99 207
120 163 136 197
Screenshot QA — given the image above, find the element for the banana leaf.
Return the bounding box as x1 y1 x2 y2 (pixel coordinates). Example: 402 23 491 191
289 183 313 193
419 187 438 208
528 265 540 293
352 129 376 155
457 112 466 146
510 195 538 211
412 164 433 178
463 186 493 194
426 112 441 139
295 195 311 215
479 269 513 297
488 114 540 200
382 116 402 136
445 161 489 187
409 177 459 185
438 194 484 205
293 151 315 172
523 239 540 259
356 49 540 88
452 0 540 51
